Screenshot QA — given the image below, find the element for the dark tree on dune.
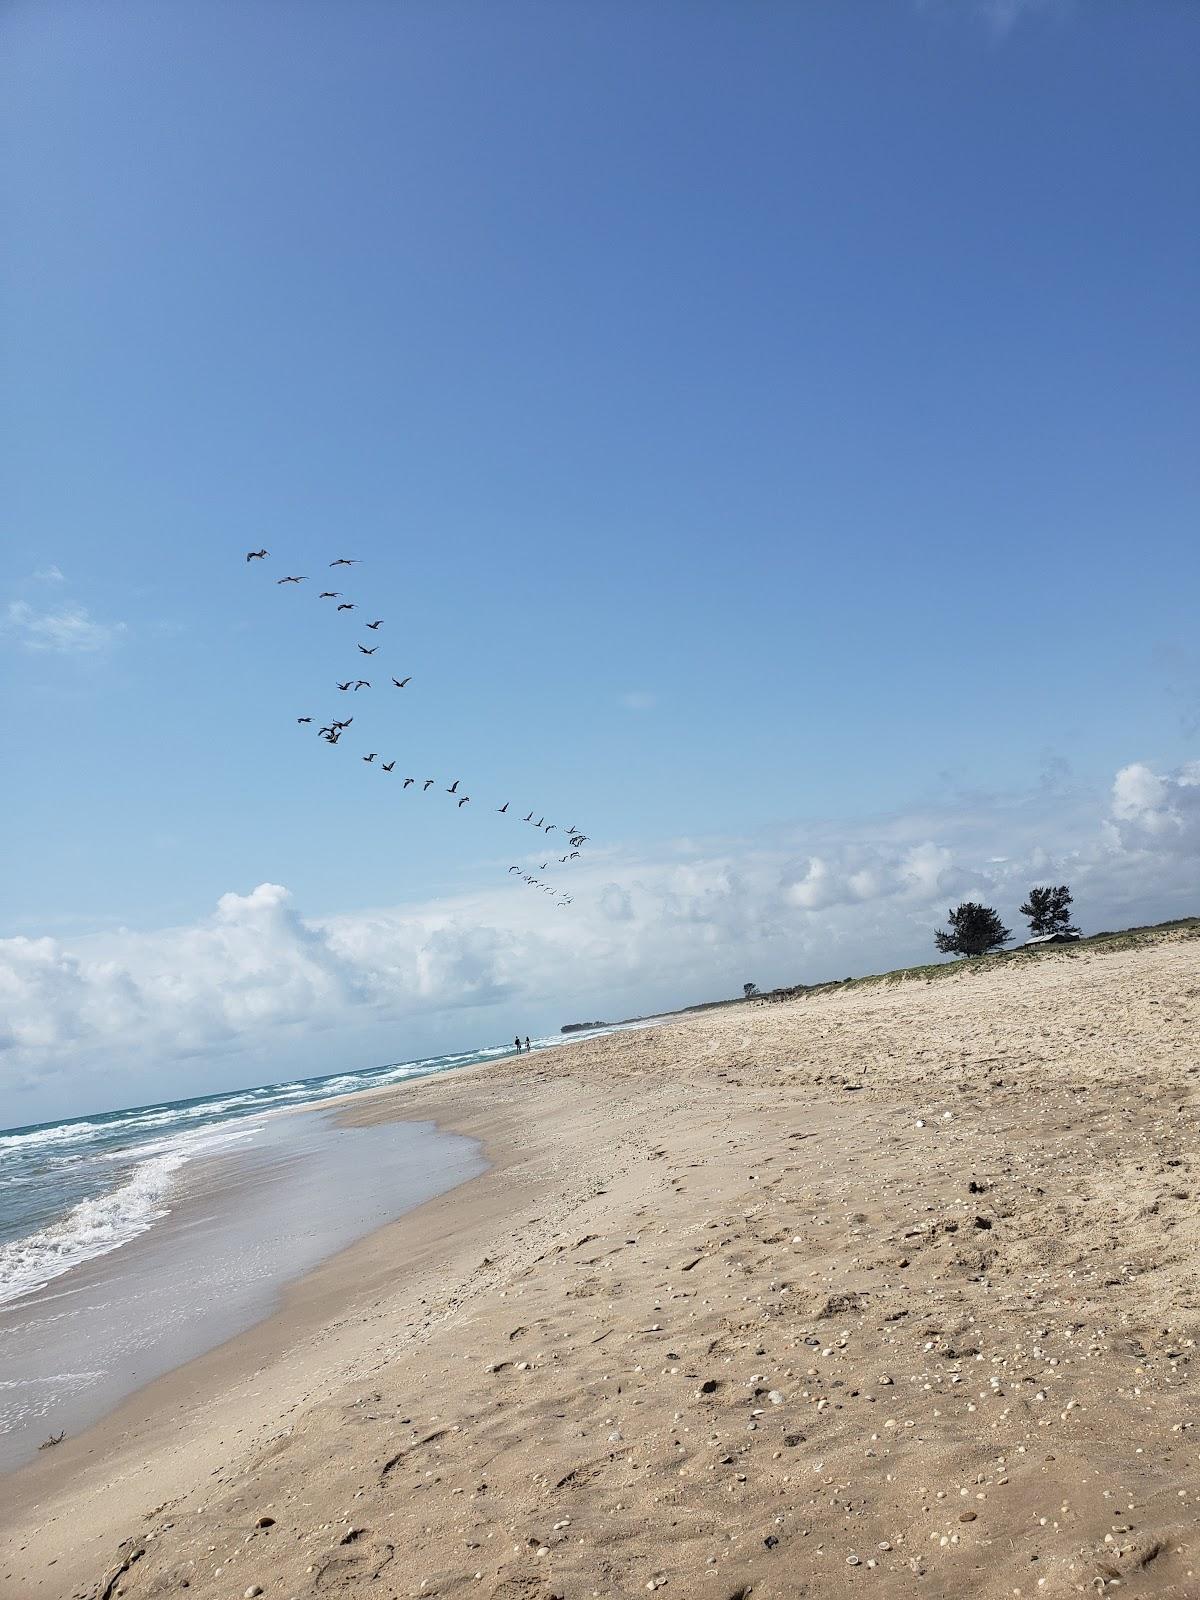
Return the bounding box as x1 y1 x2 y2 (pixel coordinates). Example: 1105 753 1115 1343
1019 883 1079 937
743 981 759 998
934 902 1011 959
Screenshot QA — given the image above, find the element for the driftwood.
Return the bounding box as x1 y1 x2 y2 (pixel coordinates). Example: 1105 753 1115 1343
39 1431 65 1449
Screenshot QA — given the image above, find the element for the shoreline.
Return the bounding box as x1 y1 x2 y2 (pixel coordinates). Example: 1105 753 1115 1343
0 1044 612 1592
0 1108 486 1472
2 933 1197 1599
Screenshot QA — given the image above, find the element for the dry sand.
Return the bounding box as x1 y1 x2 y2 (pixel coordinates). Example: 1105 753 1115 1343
1 932 1198 1600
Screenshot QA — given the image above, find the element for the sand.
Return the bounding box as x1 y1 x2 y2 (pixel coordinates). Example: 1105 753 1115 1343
1 932 1197 1600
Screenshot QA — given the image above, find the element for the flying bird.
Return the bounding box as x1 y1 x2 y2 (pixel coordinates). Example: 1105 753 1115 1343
354 680 370 690
403 777 415 788
535 817 544 828
523 811 534 823
363 753 377 763
297 716 313 724
545 823 556 833
497 803 509 814
245 549 268 561
357 644 378 655
329 558 360 567
508 866 520 873
569 850 580 859
319 590 340 599
277 575 307 584
337 603 355 612
382 761 395 772
337 681 353 691
333 717 353 728
391 676 412 688
447 780 460 794
457 796 470 807
366 620 383 630
423 779 435 791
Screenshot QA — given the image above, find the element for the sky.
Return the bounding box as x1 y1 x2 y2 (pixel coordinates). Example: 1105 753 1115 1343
2 0 1198 1125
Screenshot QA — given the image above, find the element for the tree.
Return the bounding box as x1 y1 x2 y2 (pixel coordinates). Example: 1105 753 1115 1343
934 902 1012 959
1019 884 1078 938
743 981 759 998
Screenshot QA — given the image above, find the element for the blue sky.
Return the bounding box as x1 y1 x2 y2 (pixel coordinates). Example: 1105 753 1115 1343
2 1 1198 1122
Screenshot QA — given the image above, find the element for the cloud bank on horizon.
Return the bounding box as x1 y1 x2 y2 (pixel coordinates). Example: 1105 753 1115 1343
2 756 1196 1122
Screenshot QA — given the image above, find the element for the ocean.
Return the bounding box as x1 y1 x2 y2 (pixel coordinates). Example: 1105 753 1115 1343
0 1031 605 1470
0 1037 544 1309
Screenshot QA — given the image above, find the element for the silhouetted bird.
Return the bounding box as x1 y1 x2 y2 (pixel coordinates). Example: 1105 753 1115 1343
337 603 355 611
447 780 460 794
354 680 370 690
523 811 534 823
334 718 353 728
366 620 383 629
458 796 470 807
545 823 556 833
391 676 412 688
246 549 268 561
423 779 435 791
329 558 360 567
363 753 377 763
535 817 544 828
508 866 520 874
357 644 377 655
297 716 313 724
497 803 509 814
382 761 395 772
569 850 580 859
277 575 307 584
319 590 340 599
337 681 352 691
403 777 415 788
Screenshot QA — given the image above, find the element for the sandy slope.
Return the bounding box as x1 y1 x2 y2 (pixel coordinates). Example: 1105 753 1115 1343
2 933 1198 1600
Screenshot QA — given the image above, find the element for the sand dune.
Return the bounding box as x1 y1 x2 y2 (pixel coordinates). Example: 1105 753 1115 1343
2 932 1198 1599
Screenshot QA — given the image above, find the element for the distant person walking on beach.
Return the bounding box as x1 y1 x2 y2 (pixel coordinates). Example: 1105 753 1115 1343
514 1035 522 1053
524 1036 531 1052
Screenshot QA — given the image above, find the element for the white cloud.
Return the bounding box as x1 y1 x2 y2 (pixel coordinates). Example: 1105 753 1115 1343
30 565 65 584
1108 761 1200 853
2 600 127 654
1 756 1197 1122
620 690 657 711
980 0 1059 31
917 0 1073 35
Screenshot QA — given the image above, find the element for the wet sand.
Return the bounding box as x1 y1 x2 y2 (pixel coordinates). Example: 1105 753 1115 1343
1 931 1198 1599
0 1112 484 1472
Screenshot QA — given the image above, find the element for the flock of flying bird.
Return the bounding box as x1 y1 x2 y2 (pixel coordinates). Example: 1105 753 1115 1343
245 550 584 905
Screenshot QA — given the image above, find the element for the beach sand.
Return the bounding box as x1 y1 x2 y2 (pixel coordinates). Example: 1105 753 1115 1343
1 933 1197 1599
